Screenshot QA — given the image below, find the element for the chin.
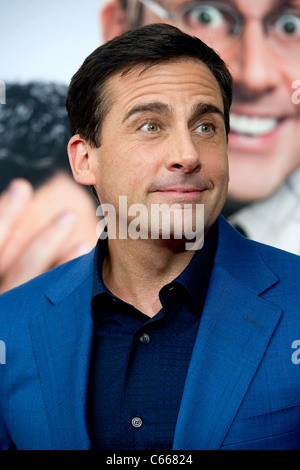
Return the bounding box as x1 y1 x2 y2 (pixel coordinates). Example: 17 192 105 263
227 183 281 205
228 166 287 203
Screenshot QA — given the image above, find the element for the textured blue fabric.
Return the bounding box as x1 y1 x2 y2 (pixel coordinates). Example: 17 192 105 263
0 216 299 450
88 224 217 450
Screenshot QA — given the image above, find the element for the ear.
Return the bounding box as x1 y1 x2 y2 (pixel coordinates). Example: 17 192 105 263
100 0 130 42
67 135 97 186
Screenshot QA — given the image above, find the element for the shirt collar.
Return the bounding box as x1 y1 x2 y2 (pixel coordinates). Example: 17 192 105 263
159 221 218 315
91 221 219 316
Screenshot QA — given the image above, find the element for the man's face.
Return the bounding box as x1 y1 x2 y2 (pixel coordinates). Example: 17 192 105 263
89 60 228 239
139 0 300 202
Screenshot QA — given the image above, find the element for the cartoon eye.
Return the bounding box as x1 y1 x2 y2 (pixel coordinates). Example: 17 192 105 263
188 5 225 28
274 13 300 38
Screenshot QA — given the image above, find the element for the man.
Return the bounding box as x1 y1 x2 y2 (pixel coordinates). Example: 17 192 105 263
101 0 300 254
1 0 298 296
0 24 299 450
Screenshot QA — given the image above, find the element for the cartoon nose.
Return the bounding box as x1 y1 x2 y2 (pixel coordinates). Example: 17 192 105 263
231 20 279 99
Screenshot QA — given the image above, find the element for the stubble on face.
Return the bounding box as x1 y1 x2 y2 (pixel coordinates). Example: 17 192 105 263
91 60 229 244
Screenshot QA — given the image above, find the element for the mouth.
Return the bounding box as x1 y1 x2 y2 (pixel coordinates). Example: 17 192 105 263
230 113 280 137
162 187 201 193
228 113 289 152
158 188 202 196
153 187 210 204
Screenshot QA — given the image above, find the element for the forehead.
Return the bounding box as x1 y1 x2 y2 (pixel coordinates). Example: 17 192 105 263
104 59 224 115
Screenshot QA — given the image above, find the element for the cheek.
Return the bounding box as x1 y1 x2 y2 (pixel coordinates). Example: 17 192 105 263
204 152 229 185
270 118 300 179
287 118 300 167
95 147 146 204
92 153 121 205
284 65 300 88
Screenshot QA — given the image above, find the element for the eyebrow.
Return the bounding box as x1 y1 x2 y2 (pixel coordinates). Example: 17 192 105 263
189 103 225 124
122 101 224 124
122 102 171 123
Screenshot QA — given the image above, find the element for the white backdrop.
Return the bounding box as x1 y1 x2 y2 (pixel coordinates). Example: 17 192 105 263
1 0 105 84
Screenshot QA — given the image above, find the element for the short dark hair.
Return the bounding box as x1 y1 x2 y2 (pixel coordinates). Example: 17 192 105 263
66 23 232 148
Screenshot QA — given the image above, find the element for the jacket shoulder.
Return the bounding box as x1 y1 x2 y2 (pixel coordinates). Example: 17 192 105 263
217 216 300 294
248 235 300 275
0 249 95 328
219 215 300 266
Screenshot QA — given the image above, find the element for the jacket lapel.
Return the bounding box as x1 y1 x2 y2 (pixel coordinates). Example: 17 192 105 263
29 252 95 450
173 217 282 450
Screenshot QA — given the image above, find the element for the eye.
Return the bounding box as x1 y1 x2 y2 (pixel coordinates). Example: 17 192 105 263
140 122 160 132
183 4 238 36
273 13 300 38
195 123 215 134
188 5 223 26
186 4 234 31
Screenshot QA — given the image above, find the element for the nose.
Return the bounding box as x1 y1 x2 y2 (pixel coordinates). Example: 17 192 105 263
231 20 280 98
165 128 201 174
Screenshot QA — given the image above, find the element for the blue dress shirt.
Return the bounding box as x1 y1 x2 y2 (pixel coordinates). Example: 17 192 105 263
88 224 218 450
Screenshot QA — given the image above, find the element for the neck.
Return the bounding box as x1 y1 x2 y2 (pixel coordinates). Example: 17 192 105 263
102 238 196 317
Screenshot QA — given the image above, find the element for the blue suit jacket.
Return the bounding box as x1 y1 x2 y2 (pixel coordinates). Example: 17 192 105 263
0 216 299 450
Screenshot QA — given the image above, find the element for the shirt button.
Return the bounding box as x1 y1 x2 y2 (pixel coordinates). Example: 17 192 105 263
131 417 143 428
139 333 150 344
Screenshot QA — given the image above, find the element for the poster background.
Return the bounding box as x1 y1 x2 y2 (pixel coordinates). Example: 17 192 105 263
0 0 299 260
1 0 105 84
